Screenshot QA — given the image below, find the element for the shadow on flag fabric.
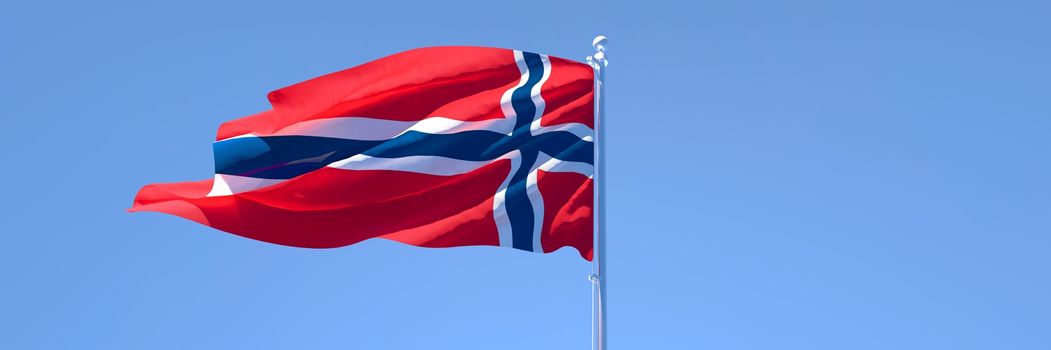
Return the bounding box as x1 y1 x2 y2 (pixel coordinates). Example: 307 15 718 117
130 46 595 260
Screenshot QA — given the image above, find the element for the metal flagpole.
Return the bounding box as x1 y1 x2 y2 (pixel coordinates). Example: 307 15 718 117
587 35 608 350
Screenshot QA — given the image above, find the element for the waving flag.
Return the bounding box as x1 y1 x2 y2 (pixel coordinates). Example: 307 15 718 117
131 46 595 260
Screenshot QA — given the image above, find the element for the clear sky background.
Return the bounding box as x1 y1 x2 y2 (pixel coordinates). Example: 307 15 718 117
2 1 1049 349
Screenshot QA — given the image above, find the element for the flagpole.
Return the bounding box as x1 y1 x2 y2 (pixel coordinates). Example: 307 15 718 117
587 35 608 350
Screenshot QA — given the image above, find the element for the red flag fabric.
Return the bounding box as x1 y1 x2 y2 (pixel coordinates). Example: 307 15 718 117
131 46 595 260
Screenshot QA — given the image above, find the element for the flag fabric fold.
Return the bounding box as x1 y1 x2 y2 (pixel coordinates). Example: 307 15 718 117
131 46 595 260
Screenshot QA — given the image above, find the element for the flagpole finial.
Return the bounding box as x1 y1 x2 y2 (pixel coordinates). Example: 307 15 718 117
587 35 609 70
592 35 608 51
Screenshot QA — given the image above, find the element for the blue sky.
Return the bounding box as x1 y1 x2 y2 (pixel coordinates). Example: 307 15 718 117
2 1 1049 349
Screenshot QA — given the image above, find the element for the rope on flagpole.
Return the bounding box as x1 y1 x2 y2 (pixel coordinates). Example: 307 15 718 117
587 34 608 350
